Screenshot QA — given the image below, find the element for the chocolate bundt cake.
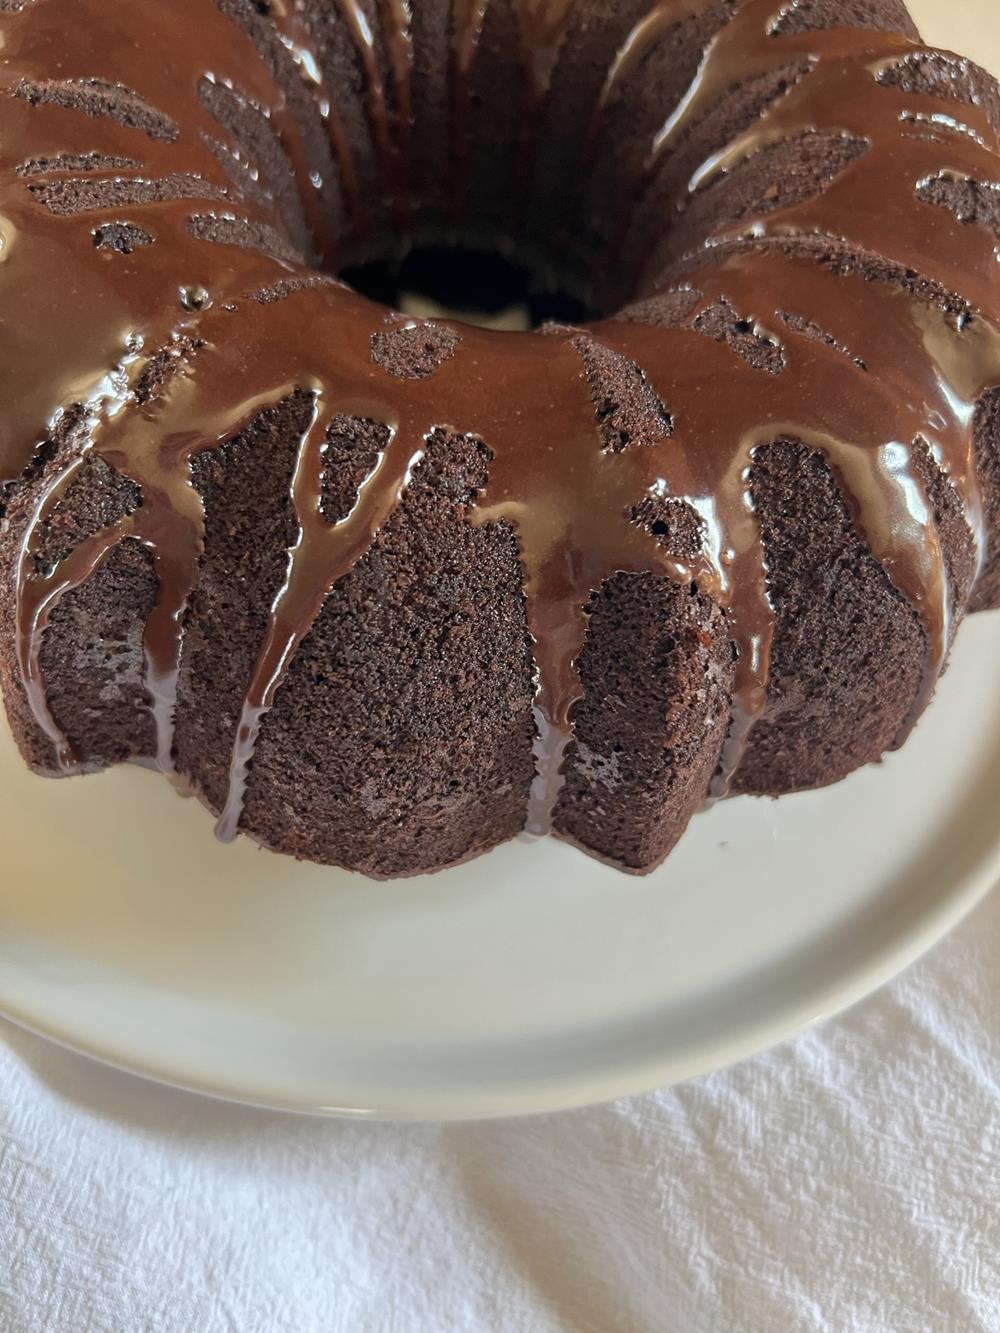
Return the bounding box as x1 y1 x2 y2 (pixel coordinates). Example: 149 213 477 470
0 0 998 877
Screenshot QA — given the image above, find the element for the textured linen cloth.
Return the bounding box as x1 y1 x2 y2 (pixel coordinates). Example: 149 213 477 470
0 887 996 1333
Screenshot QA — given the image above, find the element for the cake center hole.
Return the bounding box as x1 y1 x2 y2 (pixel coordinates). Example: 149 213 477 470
341 243 594 331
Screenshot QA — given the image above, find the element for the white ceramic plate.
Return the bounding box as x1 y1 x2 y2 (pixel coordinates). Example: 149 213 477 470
2 0 997 1122
1 609 998 1119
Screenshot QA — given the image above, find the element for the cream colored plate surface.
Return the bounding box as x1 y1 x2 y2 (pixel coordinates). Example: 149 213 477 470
1 0 998 1118
1 610 998 1118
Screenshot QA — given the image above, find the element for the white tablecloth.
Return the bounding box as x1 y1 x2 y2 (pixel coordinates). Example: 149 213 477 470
1 886 996 1333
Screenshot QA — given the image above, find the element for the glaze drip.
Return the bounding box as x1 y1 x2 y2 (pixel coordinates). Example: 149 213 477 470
333 0 414 226
216 394 424 841
516 0 578 102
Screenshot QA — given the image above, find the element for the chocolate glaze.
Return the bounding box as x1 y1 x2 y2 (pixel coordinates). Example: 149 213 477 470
384 0 415 199
449 0 489 222
517 0 580 102
1 0 999 846
599 0 718 116
332 0 414 227
269 0 366 243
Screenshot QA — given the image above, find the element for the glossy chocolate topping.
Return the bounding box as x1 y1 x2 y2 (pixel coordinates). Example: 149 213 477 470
1 0 999 841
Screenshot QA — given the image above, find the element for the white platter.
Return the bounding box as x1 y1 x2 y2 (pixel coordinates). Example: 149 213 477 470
1 611 998 1119
1 0 997 1122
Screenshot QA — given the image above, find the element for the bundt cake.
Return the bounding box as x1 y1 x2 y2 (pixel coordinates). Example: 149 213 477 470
0 0 998 877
